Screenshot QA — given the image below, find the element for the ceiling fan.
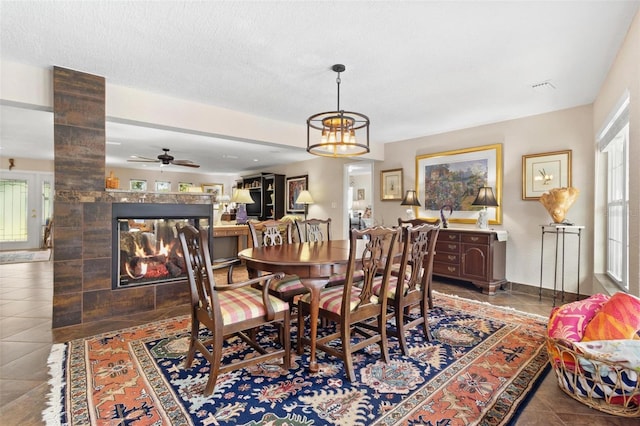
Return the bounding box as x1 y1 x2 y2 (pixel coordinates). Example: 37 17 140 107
128 148 200 168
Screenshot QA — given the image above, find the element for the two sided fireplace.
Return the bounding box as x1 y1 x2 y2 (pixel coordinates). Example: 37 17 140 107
112 203 212 289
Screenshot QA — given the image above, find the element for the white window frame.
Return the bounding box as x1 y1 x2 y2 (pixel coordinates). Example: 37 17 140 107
597 95 629 290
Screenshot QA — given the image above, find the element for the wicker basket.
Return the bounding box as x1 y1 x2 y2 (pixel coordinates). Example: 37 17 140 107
546 337 640 417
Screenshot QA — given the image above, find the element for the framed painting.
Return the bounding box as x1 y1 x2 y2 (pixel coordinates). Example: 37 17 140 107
178 182 193 192
415 143 502 225
155 181 171 192
286 175 308 213
201 183 224 201
380 168 403 201
129 179 147 192
522 150 572 200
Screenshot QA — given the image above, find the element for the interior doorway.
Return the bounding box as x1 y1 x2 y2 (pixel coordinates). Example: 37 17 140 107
344 161 373 238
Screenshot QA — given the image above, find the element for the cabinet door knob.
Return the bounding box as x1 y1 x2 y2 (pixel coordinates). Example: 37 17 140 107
448 244 456 250
448 235 456 240
447 266 456 272
447 255 456 261
470 236 479 242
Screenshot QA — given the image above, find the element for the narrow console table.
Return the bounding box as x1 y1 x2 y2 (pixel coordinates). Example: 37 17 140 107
433 228 508 295
212 224 250 257
539 224 584 305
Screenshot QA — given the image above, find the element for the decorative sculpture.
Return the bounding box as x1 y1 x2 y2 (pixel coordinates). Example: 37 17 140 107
440 204 453 228
539 187 579 224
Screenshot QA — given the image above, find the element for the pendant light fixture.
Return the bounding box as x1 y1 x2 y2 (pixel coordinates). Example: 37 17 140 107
307 64 370 157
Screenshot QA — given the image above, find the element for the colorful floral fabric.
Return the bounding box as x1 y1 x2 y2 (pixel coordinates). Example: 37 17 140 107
583 292 640 341
547 293 610 342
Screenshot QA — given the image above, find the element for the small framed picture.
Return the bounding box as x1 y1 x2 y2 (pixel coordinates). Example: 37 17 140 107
201 183 224 201
522 150 572 200
178 182 193 192
155 181 171 192
129 179 147 192
286 175 308 212
380 168 403 201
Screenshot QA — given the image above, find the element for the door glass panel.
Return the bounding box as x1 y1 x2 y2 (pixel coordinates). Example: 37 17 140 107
0 178 28 242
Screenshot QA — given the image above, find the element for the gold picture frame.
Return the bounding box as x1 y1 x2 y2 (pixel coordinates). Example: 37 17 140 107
201 183 224 201
522 150 572 200
380 168 403 201
415 143 502 224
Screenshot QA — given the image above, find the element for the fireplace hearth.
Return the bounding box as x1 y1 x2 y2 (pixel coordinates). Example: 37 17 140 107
112 203 212 289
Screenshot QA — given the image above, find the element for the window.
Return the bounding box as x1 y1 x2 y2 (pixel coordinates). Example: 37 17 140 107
597 95 629 290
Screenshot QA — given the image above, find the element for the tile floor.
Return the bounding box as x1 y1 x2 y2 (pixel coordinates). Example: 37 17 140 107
0 260 637 425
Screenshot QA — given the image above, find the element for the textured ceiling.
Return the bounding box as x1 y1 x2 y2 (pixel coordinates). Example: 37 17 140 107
1 1 638 174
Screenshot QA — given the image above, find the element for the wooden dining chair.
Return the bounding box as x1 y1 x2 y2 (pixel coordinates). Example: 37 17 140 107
247 220 307 304
297 226 400 382
295 218 332 243
396 217 441 309
176 224 291 396
378 222 440 355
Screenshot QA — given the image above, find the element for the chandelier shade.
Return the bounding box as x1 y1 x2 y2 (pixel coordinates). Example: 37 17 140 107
307 64 370 157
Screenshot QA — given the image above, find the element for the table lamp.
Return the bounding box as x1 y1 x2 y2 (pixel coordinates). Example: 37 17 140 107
400 189 421 219
232 189 254 225
471 186 498 229
295 190 314 220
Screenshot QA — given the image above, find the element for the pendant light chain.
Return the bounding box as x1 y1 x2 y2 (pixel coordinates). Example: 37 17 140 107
336 71 341 111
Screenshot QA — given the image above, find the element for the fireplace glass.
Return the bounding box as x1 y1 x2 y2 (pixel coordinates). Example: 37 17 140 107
112 203 212 289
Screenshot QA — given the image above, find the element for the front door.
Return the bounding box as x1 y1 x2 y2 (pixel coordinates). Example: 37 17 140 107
0 171 53 250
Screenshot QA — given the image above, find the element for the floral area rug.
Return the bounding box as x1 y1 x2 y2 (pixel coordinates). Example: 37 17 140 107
44 292 549 425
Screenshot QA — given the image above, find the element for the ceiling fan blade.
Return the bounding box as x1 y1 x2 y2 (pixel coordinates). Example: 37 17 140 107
127 158 160 163
172 160 200 168
128 154 160 162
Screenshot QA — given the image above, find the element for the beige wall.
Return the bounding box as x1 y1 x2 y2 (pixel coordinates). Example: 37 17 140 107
592 11 639 296
377 105 594 291
270 156 356 238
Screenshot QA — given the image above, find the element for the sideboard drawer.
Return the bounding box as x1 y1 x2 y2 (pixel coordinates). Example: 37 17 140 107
440 232 460 242
435 252 460 264
434 262 460 277
461 234 490 245
436 241 460 254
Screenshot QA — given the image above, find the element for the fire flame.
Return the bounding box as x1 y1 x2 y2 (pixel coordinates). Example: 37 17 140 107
127 239 172 280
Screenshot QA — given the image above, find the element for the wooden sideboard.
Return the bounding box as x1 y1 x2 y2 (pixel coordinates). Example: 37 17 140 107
433 228 508 295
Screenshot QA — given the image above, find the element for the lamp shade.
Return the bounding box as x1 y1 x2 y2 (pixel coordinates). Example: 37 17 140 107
295 190 314 205
472 186 499 207
231 188 254 204
400 190 421 206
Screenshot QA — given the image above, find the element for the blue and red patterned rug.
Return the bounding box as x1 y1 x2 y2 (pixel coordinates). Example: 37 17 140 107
44 292 549 425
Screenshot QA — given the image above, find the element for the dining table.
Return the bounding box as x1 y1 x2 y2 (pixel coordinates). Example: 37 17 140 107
238 239 367 373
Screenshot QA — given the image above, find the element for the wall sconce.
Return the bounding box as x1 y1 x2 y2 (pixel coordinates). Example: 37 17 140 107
471 186 498 229
400 189 421 219
295 190 314 220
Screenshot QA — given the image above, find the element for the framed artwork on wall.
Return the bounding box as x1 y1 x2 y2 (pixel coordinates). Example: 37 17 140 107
415 143 502 225
380 168 403 201
129 179 147 192
201 183 224 201
178 182 193 192
286 175 308 213
155 181 171 192
522 150 572 200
